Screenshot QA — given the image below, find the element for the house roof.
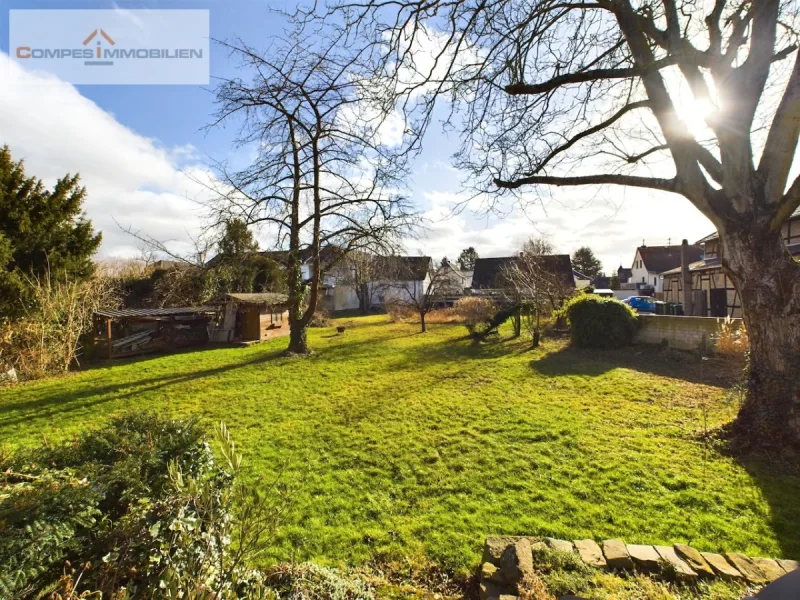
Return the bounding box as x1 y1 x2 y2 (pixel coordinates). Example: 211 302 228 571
471 255 575 289
95 306 217 319
226 292 289 306
471 257 516 289
617 266 633 279
637 245 703 274
695 208 800 245
376 255 432 280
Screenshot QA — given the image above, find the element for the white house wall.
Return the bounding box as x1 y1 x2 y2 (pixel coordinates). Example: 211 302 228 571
333 285 360 311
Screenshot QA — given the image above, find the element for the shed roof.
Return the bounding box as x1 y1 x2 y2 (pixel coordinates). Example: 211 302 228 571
226 292 289 305
95 306 217 319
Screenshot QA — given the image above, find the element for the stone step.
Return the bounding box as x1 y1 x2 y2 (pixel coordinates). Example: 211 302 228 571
654 545 697 579
545 538 576 554
725 553 769 585
701 552 744 581
602 539 633 570
751 557 785 583
627 544 661 571
574 539 606 568
778 559 799 574
673 544 715 577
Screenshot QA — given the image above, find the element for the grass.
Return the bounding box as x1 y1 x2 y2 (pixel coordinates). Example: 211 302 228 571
1 315 798 580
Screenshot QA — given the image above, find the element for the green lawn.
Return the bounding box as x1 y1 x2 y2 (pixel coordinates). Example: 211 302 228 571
1 315 797 576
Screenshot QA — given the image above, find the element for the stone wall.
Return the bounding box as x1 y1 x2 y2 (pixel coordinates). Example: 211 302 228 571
634 314 742 351
480 536 798 600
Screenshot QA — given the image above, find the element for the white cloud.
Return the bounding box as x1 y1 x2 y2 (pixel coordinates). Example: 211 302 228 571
0 53 216 261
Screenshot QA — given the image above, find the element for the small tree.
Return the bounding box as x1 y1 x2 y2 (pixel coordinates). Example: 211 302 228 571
504 240 576 345
572 247 603 280
457 247 479 271
333 252 390 314
387 259 461 332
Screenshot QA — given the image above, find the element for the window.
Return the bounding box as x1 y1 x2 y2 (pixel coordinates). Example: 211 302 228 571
642 276 645 283
654 277 657 286
271 310 283 324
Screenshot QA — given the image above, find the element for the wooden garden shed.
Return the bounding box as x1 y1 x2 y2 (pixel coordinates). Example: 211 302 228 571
225 293 291 343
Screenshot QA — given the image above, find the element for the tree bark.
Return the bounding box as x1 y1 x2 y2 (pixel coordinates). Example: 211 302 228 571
722 224 800 448
287 322 309 354
420 310 427 333
358 283 369 315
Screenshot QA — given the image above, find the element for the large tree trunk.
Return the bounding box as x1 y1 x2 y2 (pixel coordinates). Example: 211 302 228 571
722 225 800 448
287 322 309 354
420 310 427 333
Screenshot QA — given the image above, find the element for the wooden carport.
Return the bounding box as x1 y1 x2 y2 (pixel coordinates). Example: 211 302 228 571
93 306 218 359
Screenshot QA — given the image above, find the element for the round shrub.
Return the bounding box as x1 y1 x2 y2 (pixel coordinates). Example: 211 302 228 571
561 294 638 348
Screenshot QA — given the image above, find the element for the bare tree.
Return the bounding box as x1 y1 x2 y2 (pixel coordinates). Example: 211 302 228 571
504 240 577 346
320 0 800 447
207 34 416 353
335 251 388 313
386 258 461 332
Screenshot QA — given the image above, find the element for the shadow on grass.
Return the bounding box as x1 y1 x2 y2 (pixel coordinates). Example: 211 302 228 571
0 349 286 432
736 455 800 559
383 329 526 371
529 343 741 388
81 342 244 373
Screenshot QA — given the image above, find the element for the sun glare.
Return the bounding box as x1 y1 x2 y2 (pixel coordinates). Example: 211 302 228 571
677 94 718 139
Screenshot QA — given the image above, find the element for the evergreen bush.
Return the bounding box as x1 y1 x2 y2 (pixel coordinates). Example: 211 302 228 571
560 295 638 348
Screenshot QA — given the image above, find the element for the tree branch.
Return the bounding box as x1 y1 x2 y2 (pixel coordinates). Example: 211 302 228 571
504 57 677 95
494 173 677 193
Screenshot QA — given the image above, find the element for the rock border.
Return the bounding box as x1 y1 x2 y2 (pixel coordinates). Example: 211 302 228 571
480 536 797 600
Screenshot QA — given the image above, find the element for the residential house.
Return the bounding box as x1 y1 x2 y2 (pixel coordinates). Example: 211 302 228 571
662 210 800 317
617 266 633 284
370 256 433 306
630 244 703 295
440 259 473 293
471 255 576 299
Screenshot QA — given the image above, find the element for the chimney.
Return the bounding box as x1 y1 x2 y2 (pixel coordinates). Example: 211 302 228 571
681 239 694 316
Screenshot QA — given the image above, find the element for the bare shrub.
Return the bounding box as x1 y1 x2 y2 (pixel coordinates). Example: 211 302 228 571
715 317 749 359
0 271 117 380
310 307 332 328
518 572 555 600
423 307 460 324
452 297 495 333
385 302 415 323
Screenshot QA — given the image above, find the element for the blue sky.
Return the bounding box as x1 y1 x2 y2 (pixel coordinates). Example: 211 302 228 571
0 0 714 273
